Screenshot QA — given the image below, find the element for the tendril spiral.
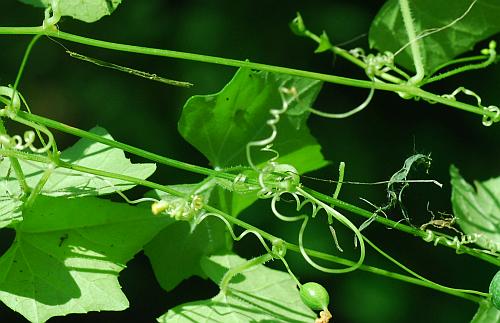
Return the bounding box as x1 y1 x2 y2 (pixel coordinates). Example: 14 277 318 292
0 131 52 153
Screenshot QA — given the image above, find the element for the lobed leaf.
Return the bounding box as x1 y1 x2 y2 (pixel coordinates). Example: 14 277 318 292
369 0 500 74
18 0 122 23
0 195 173 322
178 67 327 172
158 253 317 323
450 165 500 251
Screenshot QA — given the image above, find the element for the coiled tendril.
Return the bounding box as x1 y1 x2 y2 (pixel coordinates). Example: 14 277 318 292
244 85 366 274
442 86 500 126
422 230 499 256
0 131 52 154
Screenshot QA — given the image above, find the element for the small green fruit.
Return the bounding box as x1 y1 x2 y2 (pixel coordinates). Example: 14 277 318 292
489 270 500 310
300 282 330 311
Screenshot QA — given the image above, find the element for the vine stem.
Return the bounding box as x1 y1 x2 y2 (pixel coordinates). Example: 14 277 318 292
363 236 488 299
302 30 404 84
294 244 482 303
427 55 495 79
304 187 500 267
17 111 235 181
399 0 425 84
14 111 500 267
0 147 484 303
0 26 498 121
0 121 29 194
0 21 493 308
0 34 44 195
12 35 42 98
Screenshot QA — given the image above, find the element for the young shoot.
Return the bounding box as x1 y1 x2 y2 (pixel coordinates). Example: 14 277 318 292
151 195 204 221
424 40 497 85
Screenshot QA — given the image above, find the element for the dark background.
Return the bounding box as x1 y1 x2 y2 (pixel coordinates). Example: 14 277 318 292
1 1 499 322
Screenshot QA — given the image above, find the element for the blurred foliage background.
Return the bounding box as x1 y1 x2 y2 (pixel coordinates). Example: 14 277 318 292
0 0 499 322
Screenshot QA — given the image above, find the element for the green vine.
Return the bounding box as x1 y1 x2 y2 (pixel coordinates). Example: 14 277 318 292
0 27 498 123
0 3 499 322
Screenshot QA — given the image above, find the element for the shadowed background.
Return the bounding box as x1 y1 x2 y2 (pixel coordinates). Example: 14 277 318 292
1 0 499 322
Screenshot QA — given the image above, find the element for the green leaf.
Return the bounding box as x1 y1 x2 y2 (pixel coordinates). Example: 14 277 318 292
144 185 230 292
178 67 328 173
18 0 121 23
315 31 332 53
369 0 500 74
0 195 172 322
450 165 500 251
0 127 155 229
158 253 317 323
0 127 154 229
0 198 22 228
144 219 230 292
46 126 156 196
0 159 23 228
470 300 500 323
